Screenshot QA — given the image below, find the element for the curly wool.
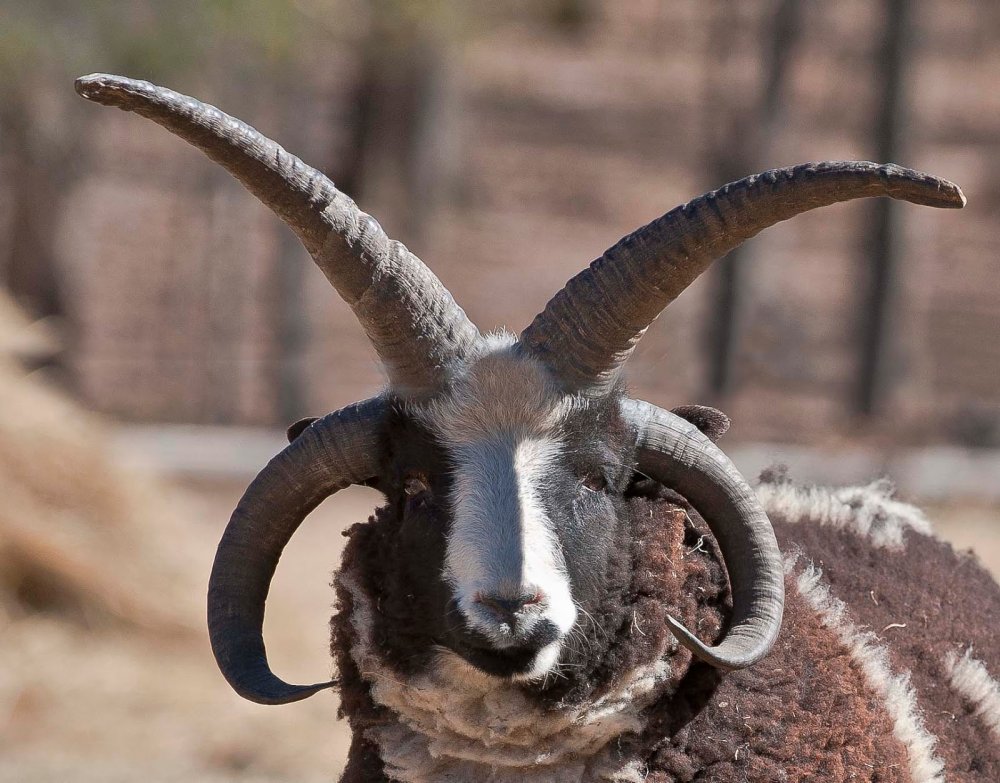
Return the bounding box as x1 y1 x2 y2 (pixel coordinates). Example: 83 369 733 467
945 649 1000 743
765 479 1000 781
755 471 932 549
640 559 912 782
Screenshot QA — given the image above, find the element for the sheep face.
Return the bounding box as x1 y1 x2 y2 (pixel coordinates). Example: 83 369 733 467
376 338 637 680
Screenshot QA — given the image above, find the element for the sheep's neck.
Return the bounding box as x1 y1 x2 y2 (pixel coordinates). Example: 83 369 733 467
335 497 726 783
338 566 673 782
335 498 725 782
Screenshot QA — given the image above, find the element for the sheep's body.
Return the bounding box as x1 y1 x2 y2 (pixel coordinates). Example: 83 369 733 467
332 477 1000 782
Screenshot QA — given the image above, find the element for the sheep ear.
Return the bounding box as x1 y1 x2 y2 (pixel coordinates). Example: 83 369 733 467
286 417 319 443
669 405 730 442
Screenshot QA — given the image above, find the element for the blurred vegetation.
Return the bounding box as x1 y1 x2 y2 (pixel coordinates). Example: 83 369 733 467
0 0 592 101
0 1 305 81
2 1 994 440
0 2 277 318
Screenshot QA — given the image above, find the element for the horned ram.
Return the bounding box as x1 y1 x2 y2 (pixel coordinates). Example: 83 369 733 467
76 74 1000 782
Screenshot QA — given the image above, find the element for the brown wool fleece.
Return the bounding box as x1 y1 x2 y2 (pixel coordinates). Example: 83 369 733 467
578 498 727 708
772 514 1000 782
640 562 910 782
330 490 991 782
330 519 392 783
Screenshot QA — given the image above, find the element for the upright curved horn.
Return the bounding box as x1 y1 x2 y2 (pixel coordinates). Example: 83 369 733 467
521 162 965 397
208 398 383 704
75 74 481 399
622 399 783 669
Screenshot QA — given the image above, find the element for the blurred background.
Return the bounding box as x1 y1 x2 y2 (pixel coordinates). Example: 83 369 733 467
0 1 997 780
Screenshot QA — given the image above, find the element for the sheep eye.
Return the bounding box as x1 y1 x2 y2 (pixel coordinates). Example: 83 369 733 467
404 473 431 498
581 473 607 493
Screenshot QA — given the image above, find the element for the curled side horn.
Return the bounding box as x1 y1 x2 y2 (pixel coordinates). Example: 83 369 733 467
76 74 481 398
521 161 965 397
622 399 783 669
207 398 383 704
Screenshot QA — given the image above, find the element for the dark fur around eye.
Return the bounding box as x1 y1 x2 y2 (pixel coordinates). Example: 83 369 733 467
404 474 431 497
581 473 608 492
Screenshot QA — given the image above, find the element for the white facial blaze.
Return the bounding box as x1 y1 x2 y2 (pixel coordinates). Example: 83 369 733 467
412 335 584 678
447 436 578 648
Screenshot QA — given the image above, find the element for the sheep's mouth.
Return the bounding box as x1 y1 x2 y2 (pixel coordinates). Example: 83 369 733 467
457 643 541 677
450 622 561 678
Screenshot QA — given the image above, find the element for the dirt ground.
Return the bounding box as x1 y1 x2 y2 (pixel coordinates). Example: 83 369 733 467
1 479 997 783
0 480 371 782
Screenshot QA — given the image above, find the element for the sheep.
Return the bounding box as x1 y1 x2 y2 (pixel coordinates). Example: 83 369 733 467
75 74 1000 783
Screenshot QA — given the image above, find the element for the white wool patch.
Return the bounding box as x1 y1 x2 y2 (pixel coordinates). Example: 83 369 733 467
944 648 1000 743
757 479 932 549
338 567 672 783
788 555 946 783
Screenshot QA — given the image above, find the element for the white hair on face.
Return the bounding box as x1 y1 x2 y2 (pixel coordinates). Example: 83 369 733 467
788 554 946 783
337 567 673 783
448 435 577 646
411 336 583 675
413 331 579 444
758 479 932 550
944 648 1000 743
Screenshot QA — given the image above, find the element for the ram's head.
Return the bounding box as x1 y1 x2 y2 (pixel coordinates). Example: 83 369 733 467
76 74 965 704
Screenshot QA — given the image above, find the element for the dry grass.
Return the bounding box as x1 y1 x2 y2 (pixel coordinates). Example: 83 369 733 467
0 294 357 780
0 476 369 782
0 352 198 630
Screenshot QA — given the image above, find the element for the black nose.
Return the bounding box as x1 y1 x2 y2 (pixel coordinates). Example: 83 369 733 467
476 591 543 624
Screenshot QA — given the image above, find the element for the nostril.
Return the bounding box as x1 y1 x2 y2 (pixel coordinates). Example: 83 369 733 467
475 591 544 621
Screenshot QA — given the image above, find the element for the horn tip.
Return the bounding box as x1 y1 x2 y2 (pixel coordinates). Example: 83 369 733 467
928 177 967 209
883 163 967 209
235 678 338 706
75 73 141 107
665 614 774 672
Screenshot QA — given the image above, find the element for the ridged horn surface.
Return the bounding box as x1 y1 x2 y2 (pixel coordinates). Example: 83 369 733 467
75 73 481 398
622 398 784 670
207 398 383 704
521 161 965 397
